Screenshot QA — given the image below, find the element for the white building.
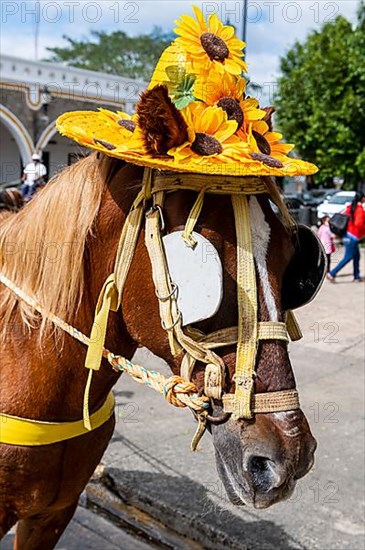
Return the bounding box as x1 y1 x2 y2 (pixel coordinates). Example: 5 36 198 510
0 55 146 184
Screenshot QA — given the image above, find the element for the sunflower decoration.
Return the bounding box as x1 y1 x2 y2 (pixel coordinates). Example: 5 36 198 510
169 102 251 165
174 6 247 76
56 5 319 177
194 70 266 132
98 109 138 134
57 109 146 156
245 119 295 168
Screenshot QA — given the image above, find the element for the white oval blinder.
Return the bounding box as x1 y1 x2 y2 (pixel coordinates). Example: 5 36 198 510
162 231 223 326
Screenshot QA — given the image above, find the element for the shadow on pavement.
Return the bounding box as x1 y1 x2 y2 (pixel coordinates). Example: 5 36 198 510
107 467 303 550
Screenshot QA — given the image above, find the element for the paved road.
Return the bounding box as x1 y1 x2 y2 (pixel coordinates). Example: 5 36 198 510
3 248 364 549
2 506 153 550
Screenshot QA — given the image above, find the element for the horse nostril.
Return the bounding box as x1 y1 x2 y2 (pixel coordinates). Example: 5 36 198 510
247 456 285 492
295 436 317 479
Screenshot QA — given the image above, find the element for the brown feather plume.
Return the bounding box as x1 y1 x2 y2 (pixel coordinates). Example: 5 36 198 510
137 85 188 155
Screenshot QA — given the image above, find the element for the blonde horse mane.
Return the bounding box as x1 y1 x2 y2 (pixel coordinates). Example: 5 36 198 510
0 154 106 339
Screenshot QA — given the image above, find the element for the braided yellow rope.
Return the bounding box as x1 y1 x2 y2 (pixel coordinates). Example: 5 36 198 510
107 355 209 411
0 273 209 414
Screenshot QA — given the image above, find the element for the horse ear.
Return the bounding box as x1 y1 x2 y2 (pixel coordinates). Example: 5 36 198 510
137 85 188 155
263 107 275 132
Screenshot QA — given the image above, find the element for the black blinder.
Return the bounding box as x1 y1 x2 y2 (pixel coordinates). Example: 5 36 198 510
282 225 327 310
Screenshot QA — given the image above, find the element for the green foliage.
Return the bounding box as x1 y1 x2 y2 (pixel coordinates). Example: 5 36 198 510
275 5 365 187
46 27 174 81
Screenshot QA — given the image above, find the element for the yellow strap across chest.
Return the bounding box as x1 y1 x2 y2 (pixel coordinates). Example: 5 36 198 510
0 392 115 446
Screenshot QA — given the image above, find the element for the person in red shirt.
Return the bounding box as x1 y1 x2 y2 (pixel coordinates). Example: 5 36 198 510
328 192 365 282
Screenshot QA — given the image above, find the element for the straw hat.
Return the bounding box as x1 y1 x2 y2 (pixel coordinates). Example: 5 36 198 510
57 6 318 177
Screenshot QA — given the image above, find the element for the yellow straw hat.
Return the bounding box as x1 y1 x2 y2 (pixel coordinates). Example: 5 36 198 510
57 6 318 177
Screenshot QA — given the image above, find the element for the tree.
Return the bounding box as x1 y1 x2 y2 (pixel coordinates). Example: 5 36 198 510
46 27 174 81
275 5 365 188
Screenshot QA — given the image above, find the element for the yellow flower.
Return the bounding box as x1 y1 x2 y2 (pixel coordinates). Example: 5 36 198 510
174 6 247 76
195 70 266 131
95 109 148 156
168 103 250 165
240 98 267 129
250 120 295 159
194 70 246 104
121 124 148 156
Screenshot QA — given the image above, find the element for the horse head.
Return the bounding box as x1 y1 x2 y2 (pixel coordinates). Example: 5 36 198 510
100 154 321 510
0 150 323 517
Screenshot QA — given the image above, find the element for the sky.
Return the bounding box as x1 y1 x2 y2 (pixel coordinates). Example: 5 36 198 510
1 0 359 103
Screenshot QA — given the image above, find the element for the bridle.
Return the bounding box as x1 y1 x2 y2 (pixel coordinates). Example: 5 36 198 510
0 167 305 449
84 169 302 435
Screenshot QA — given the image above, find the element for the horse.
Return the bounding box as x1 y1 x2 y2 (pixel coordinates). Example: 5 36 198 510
0 188 24 213
0 152 317 548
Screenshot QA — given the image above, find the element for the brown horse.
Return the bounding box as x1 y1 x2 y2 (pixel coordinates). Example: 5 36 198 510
0 153 316 548
0 188 24 213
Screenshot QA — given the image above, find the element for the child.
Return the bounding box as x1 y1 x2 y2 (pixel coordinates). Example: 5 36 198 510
318 216 335 272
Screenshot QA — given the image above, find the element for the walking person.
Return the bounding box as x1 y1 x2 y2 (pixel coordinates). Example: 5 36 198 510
318 215 335 272
21 153 47 200
328 192 365 282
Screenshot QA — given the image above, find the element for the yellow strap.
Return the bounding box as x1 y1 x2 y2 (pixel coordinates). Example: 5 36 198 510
83 369 94 430
0 392 115 446
182 188 206 248
232 195 258 420
258 321 289 341
204 363 222 399
83 274 118 428
89 202 146 374
114 191 145 301
142 166 153 201
145 206 225 380
190 411 208 451
152 173 268 196
180 326 236 382
286 310 303 341
222 389 300 414
181 322 289 387
145 207 181 355
85 274 119 372
84 190 144 428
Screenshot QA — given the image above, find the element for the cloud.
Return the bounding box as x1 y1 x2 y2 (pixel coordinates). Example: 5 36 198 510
0 0 360 88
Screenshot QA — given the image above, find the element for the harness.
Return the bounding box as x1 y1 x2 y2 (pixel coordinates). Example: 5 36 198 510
0 169 303 449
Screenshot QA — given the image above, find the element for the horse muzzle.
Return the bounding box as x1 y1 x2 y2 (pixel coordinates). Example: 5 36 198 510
211 409 317 508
